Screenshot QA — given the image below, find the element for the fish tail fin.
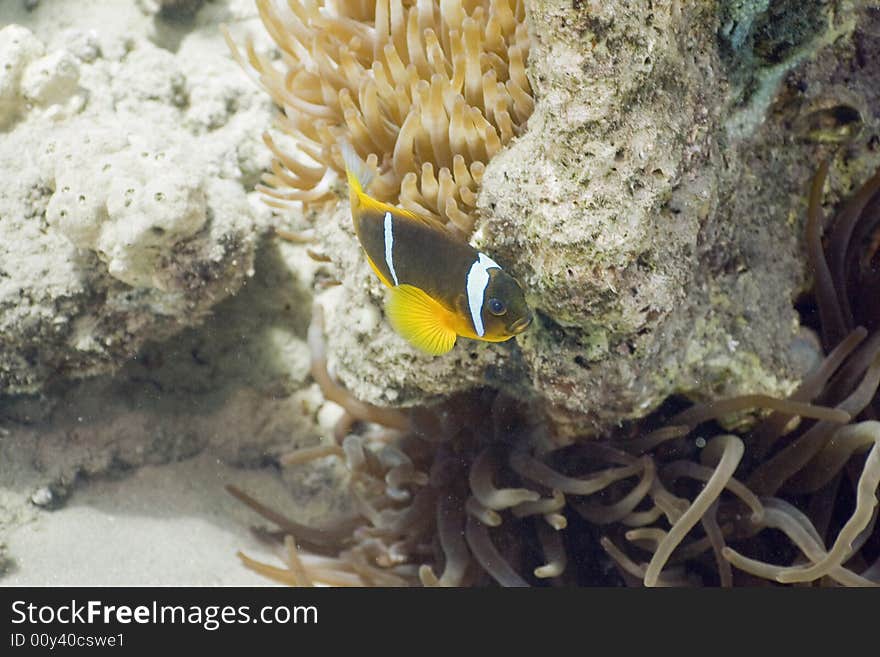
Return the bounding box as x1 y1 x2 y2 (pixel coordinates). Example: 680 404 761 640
340 141 374 209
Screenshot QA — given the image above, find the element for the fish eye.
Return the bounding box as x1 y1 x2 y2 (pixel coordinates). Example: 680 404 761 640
488 297 507 316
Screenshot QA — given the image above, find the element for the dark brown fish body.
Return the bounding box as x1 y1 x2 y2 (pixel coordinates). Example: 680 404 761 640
355 207 478 317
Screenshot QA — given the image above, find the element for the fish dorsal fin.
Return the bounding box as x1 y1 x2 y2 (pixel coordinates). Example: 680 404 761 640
341 141 375 194
358 193 449 235
391 203 449 233
340 143 451 235
385 284 458 355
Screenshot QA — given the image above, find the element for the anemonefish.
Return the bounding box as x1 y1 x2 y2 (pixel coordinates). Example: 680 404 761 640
340 144 532 355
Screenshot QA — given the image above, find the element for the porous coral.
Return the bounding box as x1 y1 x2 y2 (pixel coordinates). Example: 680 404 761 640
226 0 533 233
0 15 271 393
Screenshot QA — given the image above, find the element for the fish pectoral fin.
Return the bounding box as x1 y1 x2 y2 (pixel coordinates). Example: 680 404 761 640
385 284 458 355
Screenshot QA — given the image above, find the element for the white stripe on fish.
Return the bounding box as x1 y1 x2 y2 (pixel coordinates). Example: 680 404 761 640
466 252 500 337
383 211 399 286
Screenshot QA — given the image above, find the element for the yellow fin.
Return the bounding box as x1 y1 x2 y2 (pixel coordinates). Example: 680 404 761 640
385 284 458 355
341 143 449 234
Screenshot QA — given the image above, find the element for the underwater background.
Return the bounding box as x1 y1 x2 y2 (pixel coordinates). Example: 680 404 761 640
0 0 878 586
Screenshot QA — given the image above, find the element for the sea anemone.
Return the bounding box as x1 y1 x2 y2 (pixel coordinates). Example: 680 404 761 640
806 160 880 349
232 323 880 587
225 0 533 234
229 162 880 587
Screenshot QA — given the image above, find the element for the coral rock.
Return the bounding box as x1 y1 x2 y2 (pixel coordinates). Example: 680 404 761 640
0 18 272 394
